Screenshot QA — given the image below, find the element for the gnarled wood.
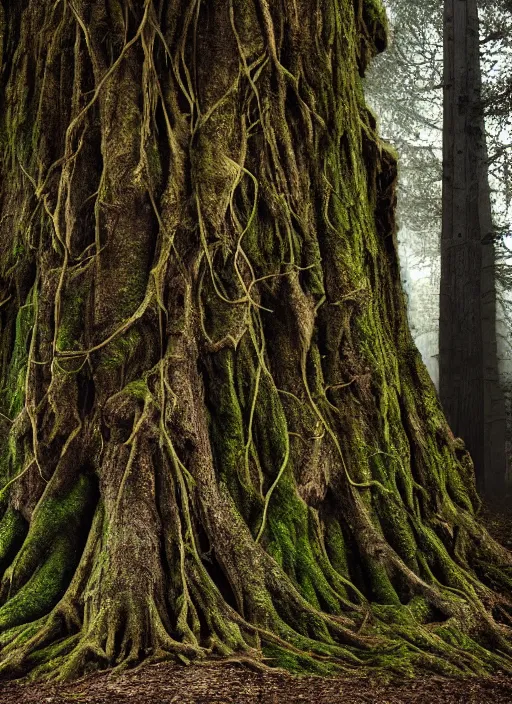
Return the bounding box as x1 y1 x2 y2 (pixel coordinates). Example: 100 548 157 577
0 0 510 682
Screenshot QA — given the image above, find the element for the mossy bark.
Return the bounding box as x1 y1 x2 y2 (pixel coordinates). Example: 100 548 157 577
0 0 511 682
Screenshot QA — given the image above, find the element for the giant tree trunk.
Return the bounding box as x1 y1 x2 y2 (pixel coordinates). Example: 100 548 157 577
0 0 511 682
440 0 507 498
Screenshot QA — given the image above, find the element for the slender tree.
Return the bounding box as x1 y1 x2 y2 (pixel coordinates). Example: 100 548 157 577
0 0 511 682
440 0 507 498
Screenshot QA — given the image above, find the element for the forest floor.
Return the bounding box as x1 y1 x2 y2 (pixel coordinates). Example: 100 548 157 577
2 662 512 704
1 502 512 704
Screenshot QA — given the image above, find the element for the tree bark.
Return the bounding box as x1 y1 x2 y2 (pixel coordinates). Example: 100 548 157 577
440 0 507 498
0 0 510 682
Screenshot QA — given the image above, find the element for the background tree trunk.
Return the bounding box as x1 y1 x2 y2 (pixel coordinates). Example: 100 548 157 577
0 0 511 682
440 0 507 498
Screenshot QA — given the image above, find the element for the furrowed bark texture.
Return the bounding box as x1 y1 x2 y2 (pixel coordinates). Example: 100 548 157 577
0 0 511 682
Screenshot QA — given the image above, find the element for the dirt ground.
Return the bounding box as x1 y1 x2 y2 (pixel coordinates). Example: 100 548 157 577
2 662 512 704
1 502 511 704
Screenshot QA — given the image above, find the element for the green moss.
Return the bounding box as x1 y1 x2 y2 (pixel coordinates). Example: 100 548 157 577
0 536 76 630
406 595 438 624
372 603 415 626
363 556 401 606
1 288 35 418
96 327 142 372
267 515 297 580
12 242 26 259
204 349 266 525
24 636 81 682
24 474 95 550
266 481 346 617
0 444 11 485
208 350 246 482
324 518 349 584
371 455 418 568
55 283 89 352
0 619 44 654
0 474 96 628
121 378 149 401
262 642 336 676
252 376 290 488
0 507 28 574
363 0 388 31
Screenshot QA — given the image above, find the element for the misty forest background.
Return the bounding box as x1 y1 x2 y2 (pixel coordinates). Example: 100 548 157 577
367 0 512 497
